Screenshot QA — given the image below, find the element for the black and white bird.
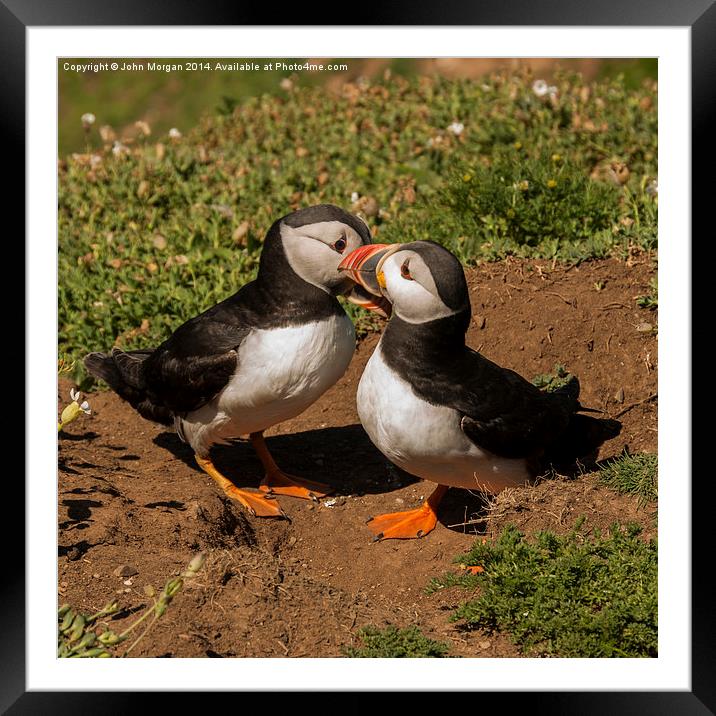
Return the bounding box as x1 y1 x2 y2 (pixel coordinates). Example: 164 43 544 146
339 240 621 540
84 204 386 519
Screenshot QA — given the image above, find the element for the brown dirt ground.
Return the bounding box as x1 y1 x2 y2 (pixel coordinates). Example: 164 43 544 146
58 256 657 658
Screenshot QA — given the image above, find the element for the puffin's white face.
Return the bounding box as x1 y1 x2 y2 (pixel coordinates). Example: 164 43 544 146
377 249 460 324
280 220 367 294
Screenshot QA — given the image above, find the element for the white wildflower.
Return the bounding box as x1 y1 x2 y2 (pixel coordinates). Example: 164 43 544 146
81 112 96 128
447 121 465 136
646 179 658 196
532 79 549 97
280 77 293 91
533 79 558 101
168 127 182 140
112 141 129 157
350 192 359 203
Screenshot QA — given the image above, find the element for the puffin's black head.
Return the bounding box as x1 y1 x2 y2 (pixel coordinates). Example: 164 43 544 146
258 204 374 297
340 240 469 324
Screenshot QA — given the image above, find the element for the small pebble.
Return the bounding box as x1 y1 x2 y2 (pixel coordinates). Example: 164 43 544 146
395 497 405 505
614 388 625 404
113 564 139 577
636 322 653 333
287 536 297 547
93 573 101 579
475 315 487 329
123 579 133 586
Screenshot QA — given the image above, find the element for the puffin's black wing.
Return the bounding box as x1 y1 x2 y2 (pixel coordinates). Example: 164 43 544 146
453 350 576 458
140 298 251 415
410 348 577 459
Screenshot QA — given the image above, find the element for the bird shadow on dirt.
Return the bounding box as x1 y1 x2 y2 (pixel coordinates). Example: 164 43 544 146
151 427 620 537
153 424 418 498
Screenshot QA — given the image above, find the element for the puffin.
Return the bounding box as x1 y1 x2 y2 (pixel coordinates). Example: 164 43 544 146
84 204 389 519
338 240 621 540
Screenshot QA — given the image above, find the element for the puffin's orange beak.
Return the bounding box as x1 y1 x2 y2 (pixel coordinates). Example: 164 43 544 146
339 244 396 317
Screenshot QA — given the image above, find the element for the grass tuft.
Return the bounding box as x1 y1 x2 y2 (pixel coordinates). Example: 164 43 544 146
344 625 450 658
427 519 657 657
598 452 658 505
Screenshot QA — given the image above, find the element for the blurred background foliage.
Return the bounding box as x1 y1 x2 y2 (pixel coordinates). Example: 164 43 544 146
59 57 656 155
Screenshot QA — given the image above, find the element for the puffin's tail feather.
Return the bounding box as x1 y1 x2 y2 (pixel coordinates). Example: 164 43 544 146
545 413 622 468
83 349 173 425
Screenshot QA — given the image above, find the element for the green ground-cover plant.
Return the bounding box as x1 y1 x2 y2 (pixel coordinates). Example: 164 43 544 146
636 277 658 310
59 71 657 384
58 554 205 657
598 452 658 506
427 518 657 657
344 625 450 658
531 363 575 393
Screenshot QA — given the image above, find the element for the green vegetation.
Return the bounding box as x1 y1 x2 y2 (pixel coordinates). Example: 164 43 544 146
636 277 658 310
428 519 657 657
344 625 450 658
59 71 657 385
58 554 205 657
599 452 658 506
59 59 656 156
532 363 574 393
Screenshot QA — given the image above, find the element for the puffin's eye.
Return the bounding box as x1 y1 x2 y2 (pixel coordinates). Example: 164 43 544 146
400 260 413 280
333 236 347 254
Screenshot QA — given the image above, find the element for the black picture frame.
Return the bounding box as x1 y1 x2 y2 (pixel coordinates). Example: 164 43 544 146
8 1 708 712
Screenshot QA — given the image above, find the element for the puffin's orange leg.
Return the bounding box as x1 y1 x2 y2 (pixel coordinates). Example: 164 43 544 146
250 431 332 501
195 455 286 518
367 484 449 541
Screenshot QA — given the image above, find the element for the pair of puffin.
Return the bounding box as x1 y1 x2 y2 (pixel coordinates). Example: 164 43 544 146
85 204 619 538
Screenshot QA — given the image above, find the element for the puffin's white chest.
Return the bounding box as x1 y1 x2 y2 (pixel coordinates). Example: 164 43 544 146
356 346 530 492
182 313 355 453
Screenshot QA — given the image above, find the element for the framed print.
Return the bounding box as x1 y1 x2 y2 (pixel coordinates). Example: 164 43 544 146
9 1 709 712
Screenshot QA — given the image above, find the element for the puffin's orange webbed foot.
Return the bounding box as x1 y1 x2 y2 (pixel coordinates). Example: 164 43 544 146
250 430 332 501
259 469 332 501
195 455 286 518
367 484 448 541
